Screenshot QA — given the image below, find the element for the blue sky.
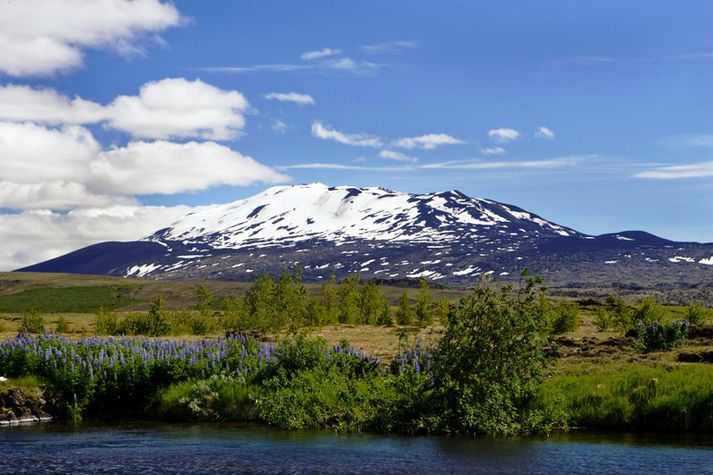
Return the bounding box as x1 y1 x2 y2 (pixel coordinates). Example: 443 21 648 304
0 0 711 269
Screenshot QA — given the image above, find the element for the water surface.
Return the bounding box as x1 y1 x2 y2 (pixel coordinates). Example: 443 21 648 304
1 422 712 474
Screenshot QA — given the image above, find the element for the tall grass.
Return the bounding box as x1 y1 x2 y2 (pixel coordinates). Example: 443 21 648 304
537 364 713 432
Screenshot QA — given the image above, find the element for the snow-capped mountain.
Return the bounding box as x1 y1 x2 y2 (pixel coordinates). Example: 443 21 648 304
19 183 713 288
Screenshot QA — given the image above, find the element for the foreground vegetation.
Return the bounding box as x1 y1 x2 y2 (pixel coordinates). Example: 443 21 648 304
1 270 712 435
0 275 566 435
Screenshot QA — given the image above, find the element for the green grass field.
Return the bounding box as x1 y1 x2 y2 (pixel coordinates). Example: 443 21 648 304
0 286 138 313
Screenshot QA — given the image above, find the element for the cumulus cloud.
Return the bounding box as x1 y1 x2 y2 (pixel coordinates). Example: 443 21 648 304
0 78 249 140
535 126 555 139
0 205 198 270
0 122 98 183
393 133 464 150
300 48 341 60
488 128 520 143
263 92 315 105
0 122 287 209
90 141 288 195
0 181 134 210
481 146 506 156
635 161 713 179
106 78 249 140
379 150 417 162
311 121 383 147
0 0 183 77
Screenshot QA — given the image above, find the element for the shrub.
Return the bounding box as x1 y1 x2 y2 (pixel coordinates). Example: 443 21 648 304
636 319 688 352
430 273 551 435
631 297 665 327
94 308 119 335
189 311 216 335
685 303 708 326
396 291 415 325
550 301 580 334
594 308 613 331
20 311 45 334
55 316 70 334
433 297 450 322
146 297 171 337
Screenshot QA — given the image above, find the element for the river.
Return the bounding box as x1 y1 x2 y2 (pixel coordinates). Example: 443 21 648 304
1 422 712 474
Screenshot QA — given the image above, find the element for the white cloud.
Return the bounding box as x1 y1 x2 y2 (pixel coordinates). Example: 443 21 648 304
311 121 382 147
480 146 506 156
393 133 464 150
0 205 197 270
0 85 105 124
635 161 713 179
361 40 419 54
0 0 183 77
0 181 133 210
535 126 555 139
0 78 249 140
0 122 287 209
379 150 417 162
90 141 288 195
263 92 315 105
0 122 98 183
105 78 249 140
488 128 520 143
300 48 341 60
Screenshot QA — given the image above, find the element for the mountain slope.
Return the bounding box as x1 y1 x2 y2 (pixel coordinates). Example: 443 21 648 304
19 183 713 288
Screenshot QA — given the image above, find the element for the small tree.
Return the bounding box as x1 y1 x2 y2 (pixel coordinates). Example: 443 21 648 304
196 285 215 314
415 277 433 326
338 275 361 324
396 291 415 325
319 274 340 325
360 280 391 325
245 275 277 332
431 273 551 435
434 296 450 322
221 296 251 333
147 296 171 337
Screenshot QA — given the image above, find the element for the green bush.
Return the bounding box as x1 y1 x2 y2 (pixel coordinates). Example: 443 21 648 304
396 291 415 325
94 308 119 335
594 308 613 331
550 301 580 334
20 311 45 334
429 273 552 435
636 320 688 352
55 316 70 334
685 303 708 326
